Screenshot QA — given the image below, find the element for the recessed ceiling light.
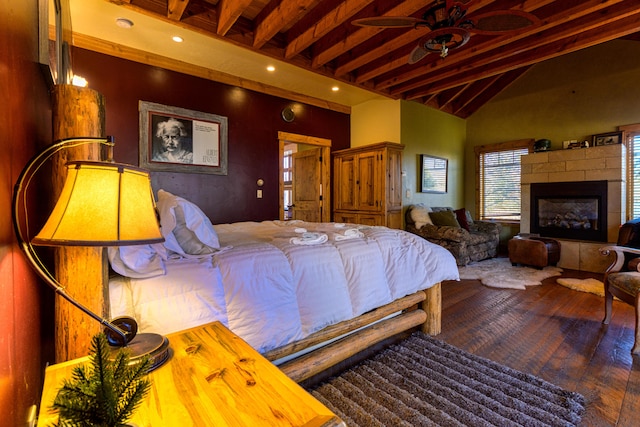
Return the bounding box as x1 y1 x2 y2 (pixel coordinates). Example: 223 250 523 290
332 86 340 92
266 65 275 72
115 18 134 29
172 36 184 43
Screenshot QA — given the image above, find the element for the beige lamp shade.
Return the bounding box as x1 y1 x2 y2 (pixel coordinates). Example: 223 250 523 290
32 161 164 246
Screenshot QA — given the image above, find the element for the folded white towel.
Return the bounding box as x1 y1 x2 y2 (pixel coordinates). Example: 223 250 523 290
334 228 365 241
294 227 307 233
290 232 328 245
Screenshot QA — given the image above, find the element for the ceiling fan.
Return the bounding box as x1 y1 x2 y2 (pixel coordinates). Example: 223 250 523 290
353 0 539 63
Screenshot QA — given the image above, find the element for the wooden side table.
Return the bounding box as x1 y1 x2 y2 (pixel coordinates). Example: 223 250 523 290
37 322 345 426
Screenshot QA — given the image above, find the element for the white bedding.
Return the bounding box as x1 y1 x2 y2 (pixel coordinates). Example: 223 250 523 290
109 220 459 354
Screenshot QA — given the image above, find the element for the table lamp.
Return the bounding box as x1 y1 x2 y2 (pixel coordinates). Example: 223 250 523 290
12 137 170 370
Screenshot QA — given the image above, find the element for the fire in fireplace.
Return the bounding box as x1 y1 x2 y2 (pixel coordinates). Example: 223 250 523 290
530 180 608 242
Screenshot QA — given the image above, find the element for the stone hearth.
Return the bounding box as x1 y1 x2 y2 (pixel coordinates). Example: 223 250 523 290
520 144 625 273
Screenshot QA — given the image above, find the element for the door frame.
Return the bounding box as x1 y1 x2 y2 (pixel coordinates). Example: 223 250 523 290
278 131 331 222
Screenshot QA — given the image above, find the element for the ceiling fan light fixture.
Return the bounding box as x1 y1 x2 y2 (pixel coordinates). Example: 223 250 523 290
421 1 466 30
419 27 470 58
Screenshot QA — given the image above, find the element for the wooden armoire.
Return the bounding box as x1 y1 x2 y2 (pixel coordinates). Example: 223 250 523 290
332 142 404 229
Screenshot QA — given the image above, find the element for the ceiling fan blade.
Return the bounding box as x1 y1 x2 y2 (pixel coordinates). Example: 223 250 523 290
352 16 425 28
464 10 539 35
408 44 430 64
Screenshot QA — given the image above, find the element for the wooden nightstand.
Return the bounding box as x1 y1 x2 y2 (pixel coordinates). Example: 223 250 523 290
37 322 344 426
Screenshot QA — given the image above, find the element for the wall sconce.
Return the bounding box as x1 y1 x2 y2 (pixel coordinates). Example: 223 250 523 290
12 137 169 370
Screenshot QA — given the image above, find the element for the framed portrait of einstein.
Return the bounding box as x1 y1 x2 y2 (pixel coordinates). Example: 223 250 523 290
139 101 228 175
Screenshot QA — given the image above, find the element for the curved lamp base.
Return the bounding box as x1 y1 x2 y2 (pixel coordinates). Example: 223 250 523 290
111 333 170 372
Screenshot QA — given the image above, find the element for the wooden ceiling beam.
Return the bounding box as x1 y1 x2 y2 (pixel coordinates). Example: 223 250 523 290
404 12 640 99
332 0 500 76
390 1 638 97
253 0 319 49
376 0 628 92
356 0 560 90
452 67 529 118
216 0 253 36
167 0 190 21
310 0 426 69
285 0 374 59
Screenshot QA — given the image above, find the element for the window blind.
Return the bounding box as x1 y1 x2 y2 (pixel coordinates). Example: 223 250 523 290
630 134 640 218
479 147 529 220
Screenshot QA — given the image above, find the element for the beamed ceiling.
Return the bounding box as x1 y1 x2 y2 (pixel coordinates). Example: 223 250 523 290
105 0 640 118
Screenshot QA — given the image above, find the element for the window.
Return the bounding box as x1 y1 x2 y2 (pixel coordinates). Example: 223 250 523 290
283 149 293 184
623 125 640 218
475 139 533 221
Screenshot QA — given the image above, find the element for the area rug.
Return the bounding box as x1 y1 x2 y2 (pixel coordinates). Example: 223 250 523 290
310 332 585 427
458 257 563 290
556 277 605 297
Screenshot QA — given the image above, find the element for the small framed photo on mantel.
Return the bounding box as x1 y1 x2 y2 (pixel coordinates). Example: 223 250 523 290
592 131 622 147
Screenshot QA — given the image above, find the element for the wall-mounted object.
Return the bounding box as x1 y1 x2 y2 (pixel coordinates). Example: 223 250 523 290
593 131 622 146
281 107 295 122
421 154 448 193
139 101 228 175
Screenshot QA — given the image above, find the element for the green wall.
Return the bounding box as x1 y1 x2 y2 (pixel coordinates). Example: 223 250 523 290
400 101 466 210
350 39 640 226
465 39 640 210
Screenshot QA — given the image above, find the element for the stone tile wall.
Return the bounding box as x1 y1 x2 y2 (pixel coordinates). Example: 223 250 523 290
520 144 625 272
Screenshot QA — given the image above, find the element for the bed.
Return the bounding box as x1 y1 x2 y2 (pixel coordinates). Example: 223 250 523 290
107 190 459 381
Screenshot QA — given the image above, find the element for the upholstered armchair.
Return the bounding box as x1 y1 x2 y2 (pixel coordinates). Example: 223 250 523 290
405 205 501 266
600 218 640 355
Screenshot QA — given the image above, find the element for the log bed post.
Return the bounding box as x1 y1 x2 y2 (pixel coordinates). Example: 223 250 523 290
422 282 442 335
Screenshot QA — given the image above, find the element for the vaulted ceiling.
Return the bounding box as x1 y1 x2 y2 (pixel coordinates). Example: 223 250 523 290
101 0 639 118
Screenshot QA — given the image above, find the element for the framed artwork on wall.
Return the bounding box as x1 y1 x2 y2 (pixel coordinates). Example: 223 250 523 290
592 131 622 147
420 154 448 193
139 101 228 175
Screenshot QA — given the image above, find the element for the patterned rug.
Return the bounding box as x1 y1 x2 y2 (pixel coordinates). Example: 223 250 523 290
458 257 563 290
310 332 585 427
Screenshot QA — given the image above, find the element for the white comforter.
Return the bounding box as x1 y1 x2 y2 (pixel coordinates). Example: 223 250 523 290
109 220 459 353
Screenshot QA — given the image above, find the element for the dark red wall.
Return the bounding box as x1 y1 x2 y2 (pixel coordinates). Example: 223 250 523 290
1 1 55 424
73 48 350 224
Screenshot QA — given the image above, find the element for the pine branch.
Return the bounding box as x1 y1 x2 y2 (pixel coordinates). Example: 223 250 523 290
50 333 152 427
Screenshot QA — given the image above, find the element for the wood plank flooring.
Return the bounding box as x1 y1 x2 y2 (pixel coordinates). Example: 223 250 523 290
438 268 640 427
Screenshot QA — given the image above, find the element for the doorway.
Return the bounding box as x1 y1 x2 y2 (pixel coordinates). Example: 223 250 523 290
277 131 331 222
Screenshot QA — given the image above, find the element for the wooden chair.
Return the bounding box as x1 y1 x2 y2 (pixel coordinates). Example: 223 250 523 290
600 218 640 355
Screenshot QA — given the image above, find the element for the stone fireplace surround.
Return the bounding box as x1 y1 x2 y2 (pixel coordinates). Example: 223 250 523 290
520 144 625 273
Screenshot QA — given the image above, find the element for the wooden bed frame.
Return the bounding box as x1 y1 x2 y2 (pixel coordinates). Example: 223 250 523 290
263 284 441 383
100 268 442 383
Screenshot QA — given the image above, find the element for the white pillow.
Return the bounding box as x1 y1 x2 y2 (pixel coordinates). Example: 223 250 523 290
108 244 167 278
156 190 220 255
410 204 433 228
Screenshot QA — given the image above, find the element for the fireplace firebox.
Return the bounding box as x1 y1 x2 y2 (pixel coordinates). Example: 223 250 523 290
530 180 608 242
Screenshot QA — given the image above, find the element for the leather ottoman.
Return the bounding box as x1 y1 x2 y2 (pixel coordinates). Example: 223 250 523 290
508 237 560 268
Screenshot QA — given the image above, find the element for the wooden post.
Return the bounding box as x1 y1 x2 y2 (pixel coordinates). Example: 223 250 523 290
421 282 442 335
51 84 107 362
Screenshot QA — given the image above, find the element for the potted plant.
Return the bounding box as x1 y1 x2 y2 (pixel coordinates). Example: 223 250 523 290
50 333 151 427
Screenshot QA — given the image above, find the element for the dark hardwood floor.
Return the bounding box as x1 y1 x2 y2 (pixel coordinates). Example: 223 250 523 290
438 268 640 427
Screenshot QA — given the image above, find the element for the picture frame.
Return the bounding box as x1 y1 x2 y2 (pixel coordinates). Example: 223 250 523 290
592 131 622 147
420 154 448 193
139 101 228 175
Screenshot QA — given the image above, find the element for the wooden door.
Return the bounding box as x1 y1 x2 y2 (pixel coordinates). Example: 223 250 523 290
356 150 381 211
387 148 403 211
334 154 356 210
291 147 322 222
